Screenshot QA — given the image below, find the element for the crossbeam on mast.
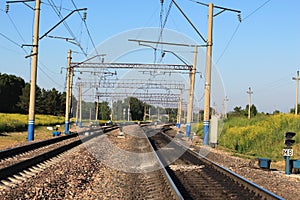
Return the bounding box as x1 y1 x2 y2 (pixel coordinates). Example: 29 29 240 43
71 62 192 71
77 79 185 90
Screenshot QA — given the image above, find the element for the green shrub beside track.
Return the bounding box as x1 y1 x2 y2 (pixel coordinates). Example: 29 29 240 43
218 114 300 160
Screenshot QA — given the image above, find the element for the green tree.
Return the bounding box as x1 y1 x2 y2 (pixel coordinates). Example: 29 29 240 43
17 82 30 114
129 97 144 121
290 104 300 114
99 101 111 120
0 73 25 113
165 108 177 122
245 104 258 117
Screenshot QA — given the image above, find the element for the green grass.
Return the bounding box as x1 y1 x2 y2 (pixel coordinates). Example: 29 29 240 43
0 113 64 132
218 114 300 161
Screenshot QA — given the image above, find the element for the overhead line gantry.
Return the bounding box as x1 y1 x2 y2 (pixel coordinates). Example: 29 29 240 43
71 62 192 71
78 79 185 90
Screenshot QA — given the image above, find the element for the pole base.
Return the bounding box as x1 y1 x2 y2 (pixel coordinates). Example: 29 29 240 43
203 121 209 145
28 120 34 141
186 124 191 137
65 121 70 134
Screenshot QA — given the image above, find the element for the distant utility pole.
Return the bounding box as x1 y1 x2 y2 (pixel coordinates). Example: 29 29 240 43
247 87 253 119
292 71 300 115
223 96 229 118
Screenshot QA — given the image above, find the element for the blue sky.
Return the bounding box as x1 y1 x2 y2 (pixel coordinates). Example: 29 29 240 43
0 0 299 113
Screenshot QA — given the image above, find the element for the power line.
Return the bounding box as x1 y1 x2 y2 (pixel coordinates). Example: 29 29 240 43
38 64 64 89
216 0 273 64
0 32 22 47
6 13 30 54
41 1 72 12
216 23 240 64
46 0 87 56
242 0 272 21
70 0 100 61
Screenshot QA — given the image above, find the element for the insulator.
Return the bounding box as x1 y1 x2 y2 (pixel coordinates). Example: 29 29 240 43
160 0 164 4
237 13 242 22
6 4 9 13
83 12 87 21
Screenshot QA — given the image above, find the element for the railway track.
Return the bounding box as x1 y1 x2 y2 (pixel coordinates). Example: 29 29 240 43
143 125 284 200
0 123 285 199
0 125 118 189
83 124 183 199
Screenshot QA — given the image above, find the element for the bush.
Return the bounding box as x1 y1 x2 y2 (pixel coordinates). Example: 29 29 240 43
219 114 300 160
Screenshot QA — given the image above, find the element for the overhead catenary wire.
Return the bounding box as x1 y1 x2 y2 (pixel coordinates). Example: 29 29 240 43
6 14 27 46
1 8 29 54
0 32 22 48
215 0 273 64
46 0 87 56
41 1 72 12
70 0 100 61
216 23 240 64
242 0 272 21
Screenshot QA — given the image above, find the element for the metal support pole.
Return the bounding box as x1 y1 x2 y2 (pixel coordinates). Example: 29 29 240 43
247 87 253 119
176 88 183 128
95 96 99 123
75 87 79 126
123 108 126 121
285 156 290 175
64 50 72 134
79 83 82 128
223 96 229 119
143 104 146 121
186 46 198 137
111 100 113 121
292 71 300 115
27 0 41 141
95 96 99 124
203 3 213 145
69 66 74 128
89 108 91 121
127 105 130 121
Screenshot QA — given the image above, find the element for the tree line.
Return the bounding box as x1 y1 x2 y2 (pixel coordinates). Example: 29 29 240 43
0 73 65 115
0 73 153 121
2 73 298 121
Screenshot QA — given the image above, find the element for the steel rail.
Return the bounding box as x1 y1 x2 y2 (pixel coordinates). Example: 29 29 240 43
0 133 78 160
142 125 184 200
160 126 284 200
0 126 118 181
